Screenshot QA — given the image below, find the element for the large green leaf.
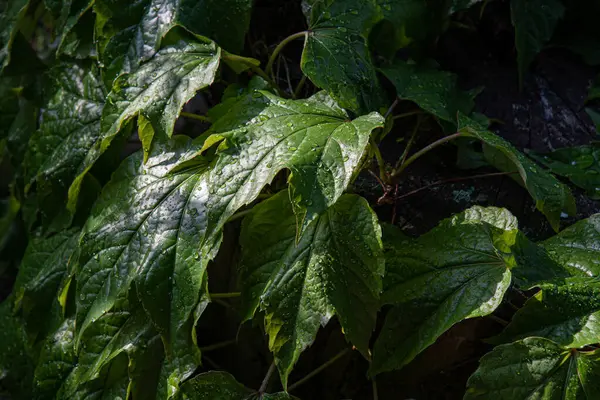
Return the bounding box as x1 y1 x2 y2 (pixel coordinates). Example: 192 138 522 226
491 278 600 348
380 60 478 126
370 206 515 375
465 337 600 399
13 227 80 343
458 114 576 231
240 191 384 386
0 0 31 72
23 62 106 215
510 0 565 86
541 214 600 277
176 371 295 400
95 0 252 84
528 145 600 200
54 0 95 58
99 31 220 155
301 1 386 114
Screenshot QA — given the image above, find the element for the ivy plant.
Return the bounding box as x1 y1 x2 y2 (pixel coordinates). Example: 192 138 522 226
1 0 600 399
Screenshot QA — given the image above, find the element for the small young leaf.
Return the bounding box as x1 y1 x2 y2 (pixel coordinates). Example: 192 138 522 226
380 60 479 127
528 144 600 199
458 114 576 231
510 0 565 86
176 371 296 400
465 338 600 399
240 191 384 387
370 206 515 375
491 278 600 348
541 214 600 277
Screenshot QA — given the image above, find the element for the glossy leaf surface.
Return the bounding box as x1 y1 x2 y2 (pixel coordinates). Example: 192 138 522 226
541 214 600 277
240 191 384 386
465 338 600 399
458 114 576 231
492 278 600 348
529 145 600 199
0 0 30 72
24 63 106 214
371 207 515 375
100 32 220 151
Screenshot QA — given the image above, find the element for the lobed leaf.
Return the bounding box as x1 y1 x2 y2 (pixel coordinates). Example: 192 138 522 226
240 191 384 386
370 206 515 375
465 337 600 399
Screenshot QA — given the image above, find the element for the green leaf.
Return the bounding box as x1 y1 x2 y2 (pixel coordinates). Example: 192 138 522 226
68 353 131 400
0 76 24 139
370 206 515 375
380 60 478 126
33 317 77 399
13 227 80 343
465 337 600 399
301 28 387 115
6 98 37 169
0 298 34 399
529 145 600 199
100 31 220 152
541 214 600 277
458 114 576 232
23 62 106 215
176 371 296 400
55 0 95 58
0 0 31 72
176 0 253 53
240 191 384 386
587 108 600 135
510 0 564 86
95 0 251 84
491 278 600 348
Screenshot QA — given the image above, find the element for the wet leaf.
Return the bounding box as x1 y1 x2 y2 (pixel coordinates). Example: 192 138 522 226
529 144 600 199
370 206 515 375
240 191 384 386
541 214 600 277
458 114 576 232
23 62 106 215
100 30 220 154
176 371 296 400
465 337 600 399
380 60 478 126
491 278 600 348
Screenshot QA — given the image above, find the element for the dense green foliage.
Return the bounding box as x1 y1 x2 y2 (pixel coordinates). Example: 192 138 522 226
0 0 599 399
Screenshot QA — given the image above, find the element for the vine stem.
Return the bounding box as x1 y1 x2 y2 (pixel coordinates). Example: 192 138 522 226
370 138 387 183
394 171 518 201
266 31 309 77
392 110 423 120
200 339 237 352
288 348 350 392
210 292 241 299
180 112 211 123
391 132 463 177
228 208 253 222
293 75 307 99
384 98 399 118
372 376 379 400
221 53 285 97
396 114 423 170
259 362 276 394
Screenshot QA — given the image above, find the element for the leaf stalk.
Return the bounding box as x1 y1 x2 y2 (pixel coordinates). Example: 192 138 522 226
266 31 309 78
